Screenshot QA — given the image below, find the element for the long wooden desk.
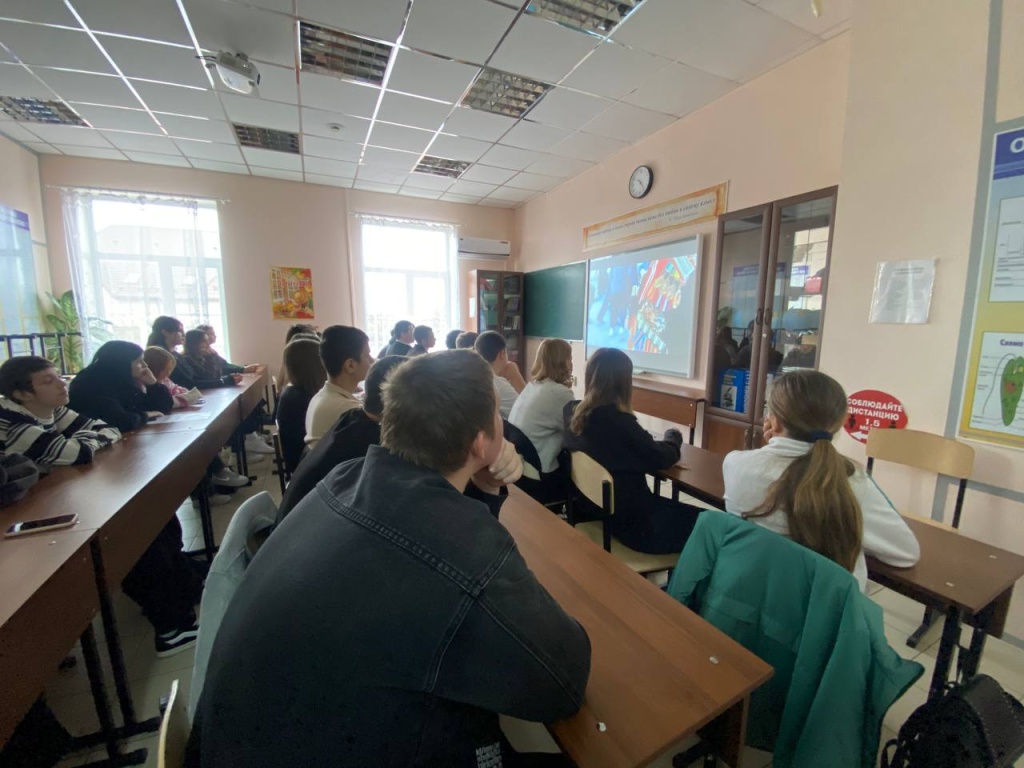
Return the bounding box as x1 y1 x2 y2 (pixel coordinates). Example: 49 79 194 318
656 445 1024 701
632 379 706 446
502 489 773 768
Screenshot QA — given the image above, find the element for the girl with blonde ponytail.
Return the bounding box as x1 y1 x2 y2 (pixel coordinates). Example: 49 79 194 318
722 370 919 590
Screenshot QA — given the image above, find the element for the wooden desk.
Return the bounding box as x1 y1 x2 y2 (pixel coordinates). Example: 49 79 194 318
501 489 772 768
658 445 726 509
632 379 706 446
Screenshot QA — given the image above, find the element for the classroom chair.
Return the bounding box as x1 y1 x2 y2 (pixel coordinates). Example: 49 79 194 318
503 420 569 510
568 451 680 575
157 679 189 768
866 428 975 648
668 512 923 768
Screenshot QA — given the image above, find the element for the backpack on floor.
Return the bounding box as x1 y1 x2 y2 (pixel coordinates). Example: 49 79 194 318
882 674 1024 768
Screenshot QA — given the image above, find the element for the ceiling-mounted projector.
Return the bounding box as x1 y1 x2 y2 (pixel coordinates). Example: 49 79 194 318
199 51 261 95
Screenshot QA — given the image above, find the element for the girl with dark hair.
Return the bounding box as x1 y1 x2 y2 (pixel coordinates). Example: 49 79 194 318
194 324 258 378
275 338 328 472
381 320 415 358
171 330 240 390
147 316 184 351
563 348 702 554
68 340 172 431
723 369 919 590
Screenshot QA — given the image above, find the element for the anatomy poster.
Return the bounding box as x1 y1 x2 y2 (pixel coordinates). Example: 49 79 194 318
270 266 314 320
960 127 1024 448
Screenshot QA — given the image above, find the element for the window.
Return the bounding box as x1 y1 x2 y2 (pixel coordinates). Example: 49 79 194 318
61 190 229 359
356 215 459 353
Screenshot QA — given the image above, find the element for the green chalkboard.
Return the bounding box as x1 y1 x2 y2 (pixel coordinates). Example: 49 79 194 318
525 261 586 340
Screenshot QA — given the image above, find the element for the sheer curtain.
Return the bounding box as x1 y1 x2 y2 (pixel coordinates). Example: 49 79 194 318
61 189 228 362
350 213 460 353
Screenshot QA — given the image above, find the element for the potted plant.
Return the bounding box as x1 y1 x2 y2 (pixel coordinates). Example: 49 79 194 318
40 290 113 373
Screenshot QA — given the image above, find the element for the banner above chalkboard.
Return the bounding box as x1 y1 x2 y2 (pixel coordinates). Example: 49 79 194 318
583 183 728 252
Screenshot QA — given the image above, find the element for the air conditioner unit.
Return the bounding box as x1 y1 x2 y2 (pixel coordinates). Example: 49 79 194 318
458 237 511 260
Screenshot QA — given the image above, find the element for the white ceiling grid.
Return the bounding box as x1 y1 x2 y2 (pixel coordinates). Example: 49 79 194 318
0 0 850 208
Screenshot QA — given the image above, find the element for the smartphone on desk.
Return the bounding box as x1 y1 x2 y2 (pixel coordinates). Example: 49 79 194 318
5 514 79 538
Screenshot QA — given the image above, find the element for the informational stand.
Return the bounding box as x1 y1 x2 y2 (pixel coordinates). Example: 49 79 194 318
0 204 39 337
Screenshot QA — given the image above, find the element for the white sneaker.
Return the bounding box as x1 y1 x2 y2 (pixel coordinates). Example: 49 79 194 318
212 468 248 488
244 434 275 455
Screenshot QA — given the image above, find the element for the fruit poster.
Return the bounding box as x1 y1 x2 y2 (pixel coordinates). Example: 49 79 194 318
960 127 1024 447
270 266 314 320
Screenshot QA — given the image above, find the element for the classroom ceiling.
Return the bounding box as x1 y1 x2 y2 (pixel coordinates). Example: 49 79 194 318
0 0 851 208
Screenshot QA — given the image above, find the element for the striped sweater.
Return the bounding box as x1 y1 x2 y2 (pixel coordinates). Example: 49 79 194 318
0 397 121 466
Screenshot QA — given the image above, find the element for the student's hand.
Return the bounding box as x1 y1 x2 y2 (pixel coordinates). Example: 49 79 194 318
501 361 527 393
145 411 164 420
230 374 243 384
762 415 775 442
243 364 259 373
472 439 523 493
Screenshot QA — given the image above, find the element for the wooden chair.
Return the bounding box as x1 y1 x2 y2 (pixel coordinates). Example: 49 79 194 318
568 451 680 575
865 428 975 648
157 679 190 768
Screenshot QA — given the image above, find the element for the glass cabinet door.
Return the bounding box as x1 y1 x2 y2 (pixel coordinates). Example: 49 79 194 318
710 208 771 418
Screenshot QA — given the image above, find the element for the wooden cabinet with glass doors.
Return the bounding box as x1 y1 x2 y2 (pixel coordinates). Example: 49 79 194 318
704 187 838 454
468 269 525 376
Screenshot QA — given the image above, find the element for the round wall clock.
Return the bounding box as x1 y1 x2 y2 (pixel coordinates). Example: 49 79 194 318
629 165 653 199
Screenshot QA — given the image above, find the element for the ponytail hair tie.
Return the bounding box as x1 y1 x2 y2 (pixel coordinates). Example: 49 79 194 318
806 430 833 443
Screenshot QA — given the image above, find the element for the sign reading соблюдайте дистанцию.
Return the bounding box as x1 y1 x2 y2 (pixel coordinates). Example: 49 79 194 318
844 390 909 445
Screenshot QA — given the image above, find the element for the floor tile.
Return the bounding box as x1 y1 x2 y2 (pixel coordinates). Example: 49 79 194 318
882 684 927 734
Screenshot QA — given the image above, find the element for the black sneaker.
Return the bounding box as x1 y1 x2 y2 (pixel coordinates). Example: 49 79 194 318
155 619 200 658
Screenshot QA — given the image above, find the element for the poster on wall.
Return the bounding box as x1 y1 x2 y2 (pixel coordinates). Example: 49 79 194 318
0 203 40 337
844 389 909 444
960 127 1024 448
869 259 937 324
270 266 315 320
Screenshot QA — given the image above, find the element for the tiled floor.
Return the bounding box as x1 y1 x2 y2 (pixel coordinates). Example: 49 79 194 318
41 466 1024 767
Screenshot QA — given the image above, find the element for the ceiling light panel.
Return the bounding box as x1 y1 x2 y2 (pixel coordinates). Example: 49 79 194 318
413 155 471 178
233 123 300 154
0 97 87 126
299 21 393 87
524 0 645 37
461 67 550 119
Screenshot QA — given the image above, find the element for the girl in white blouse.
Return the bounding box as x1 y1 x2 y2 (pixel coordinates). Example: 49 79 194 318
509 339 574 473
722 369 919 591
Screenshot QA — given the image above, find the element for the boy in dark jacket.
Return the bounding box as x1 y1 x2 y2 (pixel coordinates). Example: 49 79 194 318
189 350 591 767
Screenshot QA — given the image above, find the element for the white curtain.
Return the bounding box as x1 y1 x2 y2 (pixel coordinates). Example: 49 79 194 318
61 188 226 363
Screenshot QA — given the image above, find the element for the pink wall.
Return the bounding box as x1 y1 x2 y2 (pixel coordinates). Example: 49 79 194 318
38 157 512 368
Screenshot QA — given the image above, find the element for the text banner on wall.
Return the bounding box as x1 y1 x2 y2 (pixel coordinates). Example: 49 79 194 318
583 183 728 252
960 127 1024 448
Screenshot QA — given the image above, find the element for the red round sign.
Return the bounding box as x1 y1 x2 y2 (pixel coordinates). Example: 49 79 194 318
844 389 908 444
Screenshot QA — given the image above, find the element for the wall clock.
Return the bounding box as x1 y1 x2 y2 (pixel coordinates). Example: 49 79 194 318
629 165 653 199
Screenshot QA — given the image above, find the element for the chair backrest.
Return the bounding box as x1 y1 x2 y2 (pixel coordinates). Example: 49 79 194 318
503 419 542 481
158 679 190 768
865 428 974 480
569 451 615 516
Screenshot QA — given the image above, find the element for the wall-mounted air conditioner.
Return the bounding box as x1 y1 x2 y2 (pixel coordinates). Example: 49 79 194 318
458 237 511 260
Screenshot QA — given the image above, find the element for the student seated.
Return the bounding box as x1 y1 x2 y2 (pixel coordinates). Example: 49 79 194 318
305 325 373 447
475 331 526 418
408 325 435 357
188 350 590 767
384 319 415 357
275 337 327 472
147 315 184 352
563 348 702 554
68 340 172 432
510 338 574 474
143 346 202 409
194 324 258 376
444 328 463 350
722 369 919 591
277 325 320 390
277 355 406 521
455 330 478 349
0 357 202 656
171 330 241 390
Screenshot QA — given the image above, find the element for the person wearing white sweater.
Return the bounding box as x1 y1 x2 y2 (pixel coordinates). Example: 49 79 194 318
509 338 574 473
722 370 919 591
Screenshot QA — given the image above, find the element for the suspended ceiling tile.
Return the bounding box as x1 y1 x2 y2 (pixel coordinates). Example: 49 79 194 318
443 105 516 142
71 103 160 131
758 0 854 37
400 187 445 200
246 62 297 105
621 61 735 116
0 22 113 74
499 119 572 152
561 42 672 101
27 123 114 146
301 133 363 161
133 81 223 119
296 0 409 43
376 91 449 131
22 141 63 154
0 121 41 142
160 114 236 142
478 198 518 208
175 139 244 162
52 144 126 159
0 0 80 26
355 165 410 184
523 153 593 178
101 130 181 153
100 37 208 87
581 102 674 142
79 0 192 45
0 62 57 99
250 166 304 181
549 130 628 162
402 0 516 64
353 179 401 193
387 49 480 104
402 172 454 191
368 120 434 154
447 179 496 197
478 143 542 171
487 186 534 202
426 134 490 162
35 68 139 109
123 150 191 166
300 107 371 142
188 158 249 173
524 87 612 131
302 155 358 178
361 145 419 170
242 146 302 170
221 92 299 132
439 192 482 204
299 72 379 119
458 164 517 185
504 170 563 192
305 173 354 188
489 15 599 85
183 0 296 69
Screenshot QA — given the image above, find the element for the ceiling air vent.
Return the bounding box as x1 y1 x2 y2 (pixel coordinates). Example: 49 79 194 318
413 156 471 178
524 0 645 36
232 123 300 154
0 97 86 126
461 68 551 119
299 21 393 87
